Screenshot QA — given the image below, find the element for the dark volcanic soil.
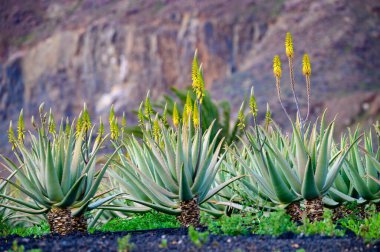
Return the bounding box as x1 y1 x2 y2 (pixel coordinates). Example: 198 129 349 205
0 228 378 252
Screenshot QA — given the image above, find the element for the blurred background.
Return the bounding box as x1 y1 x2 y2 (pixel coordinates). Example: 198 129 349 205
0 0 379 154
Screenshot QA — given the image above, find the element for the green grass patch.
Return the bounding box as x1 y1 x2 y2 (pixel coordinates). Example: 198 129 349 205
93 211 180 233
341 210 380 243
2 222 50 238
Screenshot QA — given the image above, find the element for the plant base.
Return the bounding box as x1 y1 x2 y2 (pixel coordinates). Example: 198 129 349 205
286 201 302 222
332 205 353 222
177 197 200 227
304 198 323 222
47 208 87 235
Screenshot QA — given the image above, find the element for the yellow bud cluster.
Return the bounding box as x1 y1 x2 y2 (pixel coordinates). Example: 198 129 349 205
285 32 294 58
81 104 92 133
17 109 25 143
191 50 205 104
153 117 161 142
193 101 200 128
8 121 17 150
273 55 282 78
249 87 258 117
144 93 153 118
237 102 246 130
162 104 168 127
110 117 119 140
302 53 311 76
237 110 246 130
265 103 272 130
183 92 193 125
98 117 105 138
172 103 180 128
48 109 56 135
138 102 145 127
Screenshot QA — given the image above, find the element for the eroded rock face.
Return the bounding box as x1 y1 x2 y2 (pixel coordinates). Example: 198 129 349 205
0 0 379 152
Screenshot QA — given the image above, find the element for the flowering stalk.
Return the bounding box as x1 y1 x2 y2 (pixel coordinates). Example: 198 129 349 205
285 32 303 134
273 55 292 123
302 53 312 122
17 110 25 144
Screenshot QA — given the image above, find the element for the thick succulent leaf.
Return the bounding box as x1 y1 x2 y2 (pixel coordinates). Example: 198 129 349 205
46 144 64 201
55 174 87 207
0 204 48 214
266 152 298 204
322 196 339 207
96 205 150 212
199 175 245 204
1 157 44 199
0 177 51 207
76 147 119 205
191 138 224 193
264 142 301 192
292 123 308 181
122 196 180 215
315 122 333 191
323 136 362 194
301 158 320 200
343 162 374 200
179 164 193 201
0 194 42 210
87 193 124 210
328 187 358 202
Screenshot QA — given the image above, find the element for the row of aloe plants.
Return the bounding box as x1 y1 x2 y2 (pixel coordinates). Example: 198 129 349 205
1 33 380 235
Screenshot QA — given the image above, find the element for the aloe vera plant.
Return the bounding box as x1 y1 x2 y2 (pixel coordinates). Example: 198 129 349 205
0 105 119 235
107 51 243 226
342 128 380 205
233 102 356 221
109 121 243 227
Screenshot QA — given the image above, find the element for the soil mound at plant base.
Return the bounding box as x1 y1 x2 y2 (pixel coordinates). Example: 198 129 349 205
0 228 378 252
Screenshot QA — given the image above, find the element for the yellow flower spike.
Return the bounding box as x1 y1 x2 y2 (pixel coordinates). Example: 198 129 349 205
48 109 56 135
144 91 153 118
162 103 168 127
302 53 311 76
192 50 200 92
110 117 119 140
273 55 282 78
109 105 115 126
191 50 205 104
172 102 180 128
285 32 294 58
153 115 161 142
183 92 193 125
249 87 258 117
193 100 200 128
75 112 83 138
265 103 272 130
237 102 246 130
197 65 206 104
138 102 145 127
185 92 193 115
17 109 25 143
8 121 16 150
82 104 91 133
98 117 105 138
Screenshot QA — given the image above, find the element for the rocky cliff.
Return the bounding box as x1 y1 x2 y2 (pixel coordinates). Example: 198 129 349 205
0 0 380 152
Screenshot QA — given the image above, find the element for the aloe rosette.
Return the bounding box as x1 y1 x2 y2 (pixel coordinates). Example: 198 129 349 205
0 106 119 235
108 121 243 227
